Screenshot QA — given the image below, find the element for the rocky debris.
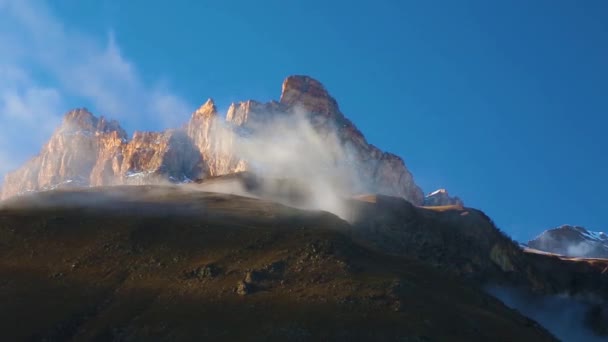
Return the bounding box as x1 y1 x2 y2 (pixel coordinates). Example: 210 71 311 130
298 241 334 266
292 240 357 282
240 261 287 291
386 278 415 312
184 263 221 280
527 225 608 258
244 270 263 284
1 76 424 205
423 189 463 207
235 280 251 296
198 264 220 278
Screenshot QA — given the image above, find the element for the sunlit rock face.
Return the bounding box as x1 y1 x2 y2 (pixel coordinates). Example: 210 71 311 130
1 76 424 205
1 109 127 198
118 130 204 185
186 99 247 176
0 108 204 200
280 75 423 204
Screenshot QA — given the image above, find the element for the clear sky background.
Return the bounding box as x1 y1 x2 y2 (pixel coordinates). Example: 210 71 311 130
1 0 607 241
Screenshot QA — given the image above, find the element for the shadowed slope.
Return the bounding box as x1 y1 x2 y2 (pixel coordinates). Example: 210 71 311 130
0 186 555 341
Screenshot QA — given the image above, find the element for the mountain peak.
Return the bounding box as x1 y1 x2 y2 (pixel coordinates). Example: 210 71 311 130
193 98 217 117
527 225 608 258
424 188 463 207
280 75 339 115
428 189 447 196
61 108 97 128
281 75 328 100
59 108 125 137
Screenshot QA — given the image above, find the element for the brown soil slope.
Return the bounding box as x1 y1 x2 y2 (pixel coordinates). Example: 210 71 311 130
0 186 555 341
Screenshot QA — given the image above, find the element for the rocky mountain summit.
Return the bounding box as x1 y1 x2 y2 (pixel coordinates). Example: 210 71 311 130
423 188 464 206
1 76 425 204
527 225 608 259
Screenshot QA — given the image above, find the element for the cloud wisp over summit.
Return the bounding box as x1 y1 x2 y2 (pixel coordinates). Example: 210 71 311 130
0 0 192 179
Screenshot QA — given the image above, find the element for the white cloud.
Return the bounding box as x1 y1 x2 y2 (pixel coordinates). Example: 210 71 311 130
566 241 596 258
0 65 63 171
0 0 192 178
0 142 17 180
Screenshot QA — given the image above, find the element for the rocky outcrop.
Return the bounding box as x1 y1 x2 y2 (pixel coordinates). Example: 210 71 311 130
1 76 425 204
527 225 608 258
0 110 203 199
1 109 127 197
186 99 247 176
423 189 464 207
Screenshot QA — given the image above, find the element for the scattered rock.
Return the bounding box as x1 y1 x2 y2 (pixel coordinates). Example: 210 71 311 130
197 264 220 279
184 263 221 280
235 281 251 296
244 270 262 284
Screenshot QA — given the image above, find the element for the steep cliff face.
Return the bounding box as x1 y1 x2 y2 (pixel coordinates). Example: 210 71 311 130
118 130 203 185
1 76 425 204
186 99 246 176
284 76 423 203
223 76 424 204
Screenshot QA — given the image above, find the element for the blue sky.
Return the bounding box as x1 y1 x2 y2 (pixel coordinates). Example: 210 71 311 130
1 0 607 241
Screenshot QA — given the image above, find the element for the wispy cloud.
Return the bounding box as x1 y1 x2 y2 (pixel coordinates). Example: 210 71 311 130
0 64 63 174
0 0 192 178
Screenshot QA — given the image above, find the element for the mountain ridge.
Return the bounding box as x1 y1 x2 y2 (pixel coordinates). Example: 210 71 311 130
1 76 432 204
527 225 608 259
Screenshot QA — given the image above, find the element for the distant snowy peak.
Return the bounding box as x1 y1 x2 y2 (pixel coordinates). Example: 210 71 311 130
545 225 608 244
428 189 447 197
423 188 463 207
527 225 608 259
